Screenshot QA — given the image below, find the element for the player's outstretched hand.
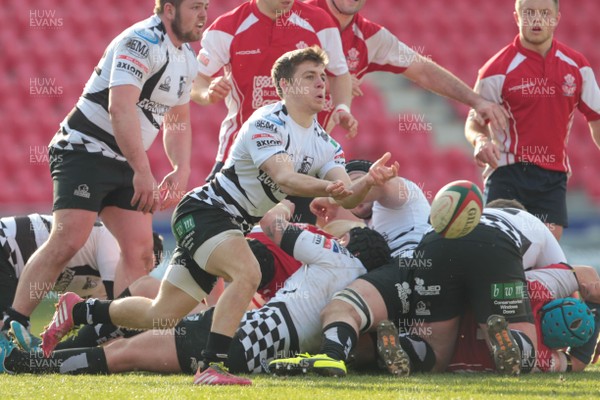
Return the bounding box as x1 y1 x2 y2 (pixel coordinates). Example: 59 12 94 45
326 180 353 201
367 152 399 186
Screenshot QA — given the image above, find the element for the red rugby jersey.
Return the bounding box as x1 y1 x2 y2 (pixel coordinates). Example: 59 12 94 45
198 0 348 162
474 35 600 176
306 0 415 126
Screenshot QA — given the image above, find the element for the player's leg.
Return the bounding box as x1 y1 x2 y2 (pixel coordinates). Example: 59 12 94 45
199 235 261 365
0 256 18 317
466 225 537 375
100 206 154 295
271 262 408 376
105 329 181 373
2 209 96 332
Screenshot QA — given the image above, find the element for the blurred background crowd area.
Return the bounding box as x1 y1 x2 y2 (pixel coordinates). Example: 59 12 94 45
1 0 598 268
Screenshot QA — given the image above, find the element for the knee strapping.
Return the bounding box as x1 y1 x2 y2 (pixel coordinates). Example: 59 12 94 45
331 288 374 333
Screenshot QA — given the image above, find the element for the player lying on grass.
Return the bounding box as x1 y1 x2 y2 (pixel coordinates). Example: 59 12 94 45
0 201 392 376
270 199 567 377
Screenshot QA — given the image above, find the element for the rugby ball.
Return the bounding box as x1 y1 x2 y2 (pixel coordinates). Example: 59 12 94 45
430 180 483 239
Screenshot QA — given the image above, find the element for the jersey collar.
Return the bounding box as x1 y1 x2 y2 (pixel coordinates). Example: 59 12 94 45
513 34 557 60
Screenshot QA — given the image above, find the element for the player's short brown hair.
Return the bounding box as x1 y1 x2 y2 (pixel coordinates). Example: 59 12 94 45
271 46 329 98
486 198 527 211
515 0 559 12
155 0 186 14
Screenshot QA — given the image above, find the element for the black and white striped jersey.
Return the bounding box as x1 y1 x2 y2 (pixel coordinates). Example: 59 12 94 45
50 15 200 161
370 178 431 258
186 102 345 225
0 214 119 298
479 208 567 269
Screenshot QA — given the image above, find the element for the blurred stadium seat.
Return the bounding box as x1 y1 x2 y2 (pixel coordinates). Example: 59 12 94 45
2 0 598 209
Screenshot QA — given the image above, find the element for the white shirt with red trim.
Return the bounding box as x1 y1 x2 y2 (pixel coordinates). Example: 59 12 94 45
197 0 348 162
474 35 600 177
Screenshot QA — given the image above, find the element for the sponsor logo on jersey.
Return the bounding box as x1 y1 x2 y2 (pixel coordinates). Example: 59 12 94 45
414 278 441 296
395 281 412 314
177 76 188 98
134 28 160 44
116 54 149 73
235 49 261 55
73 184 91 199
257 170 281 192
125 37 150 58
415 301 431 316
298 156 314 174
159 76 171 92
252 76 279 109
198 53 210 66
116 61 143 79
255 119 277 133
255 138 282 149
252 133 275 140
562 73 576 96
137 98 170 115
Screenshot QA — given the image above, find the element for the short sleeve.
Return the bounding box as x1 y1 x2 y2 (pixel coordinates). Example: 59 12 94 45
110 35 153 89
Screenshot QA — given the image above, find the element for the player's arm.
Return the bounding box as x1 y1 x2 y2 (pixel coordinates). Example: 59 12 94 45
589 120 600 150
260 200 295 247
109 84 158 213
190 72 231 105
403 57 508 136
327 73 357 137
324 152 398 209
160 103 192 210
260 155 352 200
466 108 501 169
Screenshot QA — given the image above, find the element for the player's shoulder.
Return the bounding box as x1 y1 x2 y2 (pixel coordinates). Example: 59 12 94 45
206 2 255 34
114 16 165 59
478 41 519 78
554 39 592 69
353 13 385 40
294 0 338 29
248 102 287 130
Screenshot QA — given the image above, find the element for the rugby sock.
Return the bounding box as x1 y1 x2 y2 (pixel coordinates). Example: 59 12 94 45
55 324 130 350
510 330 535 373
398 334 436 372
319 322 358 361
202 332 232 368
72 299 112 325
569 301 600 365
1 308 30 332
117 288 132 298
5 347 108 374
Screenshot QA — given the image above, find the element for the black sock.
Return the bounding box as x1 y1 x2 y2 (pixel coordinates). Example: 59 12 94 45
202 332 232 367
319 322 358 361
72 299 112 325
5 347 108 375
55 323 134 350
1 308 30 332
398 334 436 372
116 288 132 299
510 330 535 373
